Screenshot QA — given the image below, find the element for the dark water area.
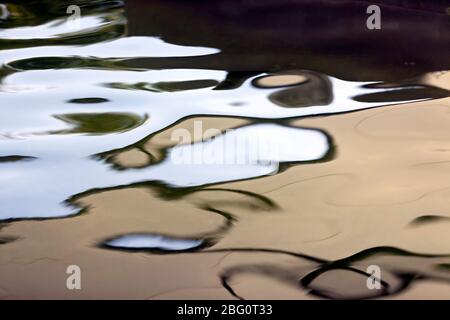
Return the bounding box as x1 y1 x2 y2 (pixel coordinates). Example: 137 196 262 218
0 0 450 299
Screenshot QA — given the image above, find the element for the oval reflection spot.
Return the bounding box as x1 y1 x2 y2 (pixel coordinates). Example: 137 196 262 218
54 112 148 135
67 97 109 104
255 74 308 88
102 234 207 253
0 155 36 162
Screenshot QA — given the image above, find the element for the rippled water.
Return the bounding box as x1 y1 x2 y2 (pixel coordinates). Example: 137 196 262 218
1 0 450 299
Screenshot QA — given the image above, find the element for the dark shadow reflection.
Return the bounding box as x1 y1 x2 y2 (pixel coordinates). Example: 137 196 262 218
125 0 450 81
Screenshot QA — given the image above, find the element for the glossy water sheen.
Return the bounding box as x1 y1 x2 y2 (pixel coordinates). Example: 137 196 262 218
0 0 450 299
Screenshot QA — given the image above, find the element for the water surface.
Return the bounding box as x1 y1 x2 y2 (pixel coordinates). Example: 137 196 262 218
1 0 450 299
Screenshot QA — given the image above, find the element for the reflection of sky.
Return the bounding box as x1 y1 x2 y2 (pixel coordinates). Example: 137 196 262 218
168 123 329 173
0 36 220 64
105 234 203 251
0 15 111 39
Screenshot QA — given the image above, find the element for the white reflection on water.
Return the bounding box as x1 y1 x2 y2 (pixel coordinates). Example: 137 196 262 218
0 36 219 63
0 14 117 40
105 234 203 251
